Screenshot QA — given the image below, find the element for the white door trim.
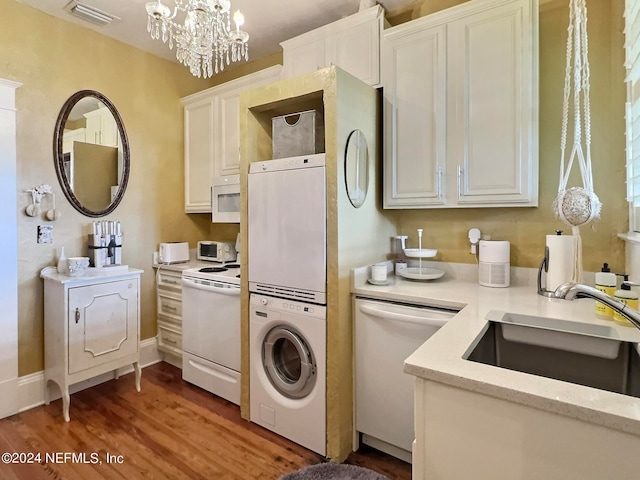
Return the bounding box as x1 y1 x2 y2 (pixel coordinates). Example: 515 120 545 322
0 78 21 419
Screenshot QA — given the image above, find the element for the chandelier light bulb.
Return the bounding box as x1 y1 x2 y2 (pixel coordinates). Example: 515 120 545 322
233 10 244 29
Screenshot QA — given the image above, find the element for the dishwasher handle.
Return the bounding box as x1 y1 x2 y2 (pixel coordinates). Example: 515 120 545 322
358 303 450 328
182 277 240 295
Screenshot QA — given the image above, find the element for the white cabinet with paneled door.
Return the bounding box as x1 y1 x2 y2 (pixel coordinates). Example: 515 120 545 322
181 65 282 213
84 107 118 147
42 269 142 422
183 98 214 213
281 5 387 86
383 0 538 209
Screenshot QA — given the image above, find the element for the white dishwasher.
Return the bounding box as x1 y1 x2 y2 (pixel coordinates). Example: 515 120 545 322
354 296 457 463
181 265 241 405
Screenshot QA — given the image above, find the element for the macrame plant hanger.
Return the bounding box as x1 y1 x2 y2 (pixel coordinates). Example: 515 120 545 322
553 0 602 282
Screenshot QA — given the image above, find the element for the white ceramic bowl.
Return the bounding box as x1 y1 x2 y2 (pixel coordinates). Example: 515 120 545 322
67 256 90 277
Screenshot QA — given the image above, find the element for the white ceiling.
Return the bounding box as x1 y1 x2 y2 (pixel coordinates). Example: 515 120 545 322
17 0 414 67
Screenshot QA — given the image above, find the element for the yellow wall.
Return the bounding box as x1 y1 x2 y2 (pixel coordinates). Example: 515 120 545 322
2 0 627 378
386 0 627 274
1 0 222 376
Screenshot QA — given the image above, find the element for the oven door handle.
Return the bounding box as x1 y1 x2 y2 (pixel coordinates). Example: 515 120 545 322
181 277 240 295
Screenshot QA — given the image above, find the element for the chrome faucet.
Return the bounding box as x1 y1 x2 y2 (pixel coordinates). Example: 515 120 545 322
552 282 640 331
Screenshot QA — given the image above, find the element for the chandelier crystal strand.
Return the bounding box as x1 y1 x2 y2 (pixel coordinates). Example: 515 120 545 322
144 0 249 78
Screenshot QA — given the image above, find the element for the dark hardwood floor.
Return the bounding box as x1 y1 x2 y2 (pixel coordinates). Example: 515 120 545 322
0 362 411 479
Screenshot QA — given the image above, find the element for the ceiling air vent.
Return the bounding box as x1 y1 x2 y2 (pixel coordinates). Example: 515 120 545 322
65 1 120 27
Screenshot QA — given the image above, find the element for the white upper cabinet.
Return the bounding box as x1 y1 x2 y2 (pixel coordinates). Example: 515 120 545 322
281 6 387 86
183 98 214 213
181 65 282 213
383 0 539 209
84 107 119 148
215 83 244 177
383 23 448 207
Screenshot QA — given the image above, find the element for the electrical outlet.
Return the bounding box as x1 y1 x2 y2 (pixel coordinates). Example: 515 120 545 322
38 225 53 244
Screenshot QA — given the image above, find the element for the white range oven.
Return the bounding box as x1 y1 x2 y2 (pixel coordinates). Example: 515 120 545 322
181 263 241 405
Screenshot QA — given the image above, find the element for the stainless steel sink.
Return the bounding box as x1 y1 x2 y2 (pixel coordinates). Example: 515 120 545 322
465 311 640 398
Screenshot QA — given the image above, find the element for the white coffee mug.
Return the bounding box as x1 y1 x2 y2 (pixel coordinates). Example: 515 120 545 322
371 263 387 282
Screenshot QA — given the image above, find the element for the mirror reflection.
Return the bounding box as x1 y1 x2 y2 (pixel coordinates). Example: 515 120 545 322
344 129 369 208
54 91 129 217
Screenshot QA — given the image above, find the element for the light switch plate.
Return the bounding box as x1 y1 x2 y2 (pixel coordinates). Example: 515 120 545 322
38 225 53 243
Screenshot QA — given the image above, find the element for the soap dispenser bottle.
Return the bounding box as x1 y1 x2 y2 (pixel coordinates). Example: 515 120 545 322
57 246 67 275
613 275 639 326
594 263 616 319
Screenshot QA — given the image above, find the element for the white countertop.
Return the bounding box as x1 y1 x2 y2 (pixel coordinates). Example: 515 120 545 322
41 266 144 284
351 262 640 437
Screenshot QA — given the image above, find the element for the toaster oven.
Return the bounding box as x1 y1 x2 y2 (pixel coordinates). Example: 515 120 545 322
197 240 237 263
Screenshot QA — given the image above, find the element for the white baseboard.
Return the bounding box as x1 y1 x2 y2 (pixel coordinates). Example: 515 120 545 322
160 350 182 369
18 337 162 413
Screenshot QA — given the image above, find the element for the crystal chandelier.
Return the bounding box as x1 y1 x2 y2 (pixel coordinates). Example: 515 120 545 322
145 0 249 78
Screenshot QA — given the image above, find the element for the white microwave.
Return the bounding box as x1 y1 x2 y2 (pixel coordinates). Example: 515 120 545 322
197 240 237 263
212 175 240 223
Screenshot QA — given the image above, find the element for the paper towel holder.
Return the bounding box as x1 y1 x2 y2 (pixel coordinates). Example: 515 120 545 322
537 246 556 297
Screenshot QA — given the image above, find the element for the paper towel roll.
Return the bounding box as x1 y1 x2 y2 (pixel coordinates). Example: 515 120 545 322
545 234 579 290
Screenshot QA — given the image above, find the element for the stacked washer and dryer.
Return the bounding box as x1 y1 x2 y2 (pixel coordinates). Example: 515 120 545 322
247 153 327 456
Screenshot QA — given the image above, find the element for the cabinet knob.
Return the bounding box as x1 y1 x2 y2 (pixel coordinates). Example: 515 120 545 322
75 308 80 324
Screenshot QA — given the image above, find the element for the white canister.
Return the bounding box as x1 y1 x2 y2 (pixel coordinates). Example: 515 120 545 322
395 262 407 274
371 263 387 282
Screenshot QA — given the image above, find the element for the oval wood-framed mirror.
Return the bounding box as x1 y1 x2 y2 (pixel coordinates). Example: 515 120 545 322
53 90 130 217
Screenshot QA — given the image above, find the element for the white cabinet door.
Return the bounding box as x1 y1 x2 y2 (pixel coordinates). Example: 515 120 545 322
100 111 119 148
184 98 214 213
214 66 282 178
281 6 384 86
68 279 138 375
84 108 118 147
282 39 325 79
326 11 381 86
382 0 538 209
215 88 241 177
383 23 447 207
84 112 101 145
448 0 537 205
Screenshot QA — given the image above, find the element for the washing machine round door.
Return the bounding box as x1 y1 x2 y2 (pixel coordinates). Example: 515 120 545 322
262 326 317 399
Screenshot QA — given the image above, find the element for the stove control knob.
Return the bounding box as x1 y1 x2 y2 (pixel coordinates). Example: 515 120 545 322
261 298 268 305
